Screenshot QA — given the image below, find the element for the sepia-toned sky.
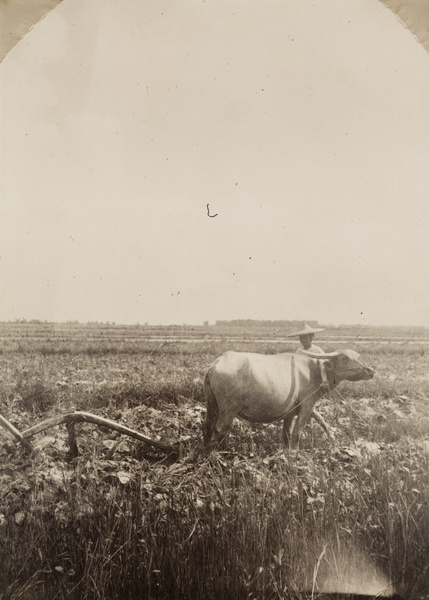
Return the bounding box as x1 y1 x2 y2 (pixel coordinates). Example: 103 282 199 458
1 0 429 326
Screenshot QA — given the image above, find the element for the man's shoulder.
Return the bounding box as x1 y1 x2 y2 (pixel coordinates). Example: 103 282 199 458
296 344 324 354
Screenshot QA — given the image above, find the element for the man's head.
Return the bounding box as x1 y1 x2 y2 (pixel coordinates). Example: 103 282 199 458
287 322 325 345
299 333 314 349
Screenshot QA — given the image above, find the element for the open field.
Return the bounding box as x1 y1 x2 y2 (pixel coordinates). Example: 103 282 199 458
2 321 429 349
1 324 429 599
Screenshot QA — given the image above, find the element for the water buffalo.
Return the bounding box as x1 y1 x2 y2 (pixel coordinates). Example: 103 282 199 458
202 349 375 450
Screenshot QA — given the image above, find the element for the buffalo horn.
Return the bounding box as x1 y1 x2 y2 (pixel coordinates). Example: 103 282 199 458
298 350 340 359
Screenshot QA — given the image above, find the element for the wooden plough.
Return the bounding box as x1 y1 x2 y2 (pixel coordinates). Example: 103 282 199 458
0 409 178 459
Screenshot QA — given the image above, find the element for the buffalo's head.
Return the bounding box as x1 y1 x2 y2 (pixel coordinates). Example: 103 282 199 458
299 349 375 382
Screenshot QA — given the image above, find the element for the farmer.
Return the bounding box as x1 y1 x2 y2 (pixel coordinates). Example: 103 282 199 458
286 323 330 393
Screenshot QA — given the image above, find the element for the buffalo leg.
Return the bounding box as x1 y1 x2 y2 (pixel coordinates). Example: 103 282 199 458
290 403 315 449
282 412 297 448
202 377 219 450
311 410 334 440
202 405 218 451
202 402 236 450
212 409 238 447
282 408 333 449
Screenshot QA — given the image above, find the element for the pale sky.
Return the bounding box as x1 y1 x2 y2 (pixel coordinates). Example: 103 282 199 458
1 0 429 327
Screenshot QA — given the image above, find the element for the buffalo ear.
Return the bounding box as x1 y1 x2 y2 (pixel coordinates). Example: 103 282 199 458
324 359 334 371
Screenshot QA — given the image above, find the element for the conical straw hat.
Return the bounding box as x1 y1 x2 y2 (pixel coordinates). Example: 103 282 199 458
286 322 325 337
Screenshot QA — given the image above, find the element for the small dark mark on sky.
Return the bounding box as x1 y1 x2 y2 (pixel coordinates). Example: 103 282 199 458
207 204 218 218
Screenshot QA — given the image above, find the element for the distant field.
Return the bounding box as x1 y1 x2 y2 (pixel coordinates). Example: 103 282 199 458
0 324 429 599
2 321 429 352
